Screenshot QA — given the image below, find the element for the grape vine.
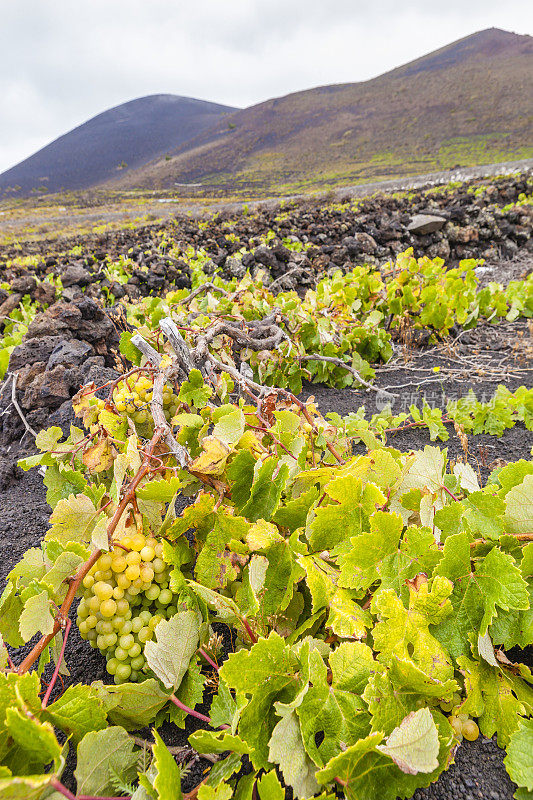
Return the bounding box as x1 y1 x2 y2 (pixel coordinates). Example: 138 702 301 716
0 311 531 800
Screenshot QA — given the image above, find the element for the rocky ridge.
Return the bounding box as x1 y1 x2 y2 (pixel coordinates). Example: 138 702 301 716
0 172 531 445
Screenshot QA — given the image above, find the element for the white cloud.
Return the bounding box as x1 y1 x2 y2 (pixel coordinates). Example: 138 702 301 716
0 0 531 172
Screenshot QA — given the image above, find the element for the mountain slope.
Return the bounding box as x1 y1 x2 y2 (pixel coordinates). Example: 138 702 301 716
0 94 237 196
114 28 533 195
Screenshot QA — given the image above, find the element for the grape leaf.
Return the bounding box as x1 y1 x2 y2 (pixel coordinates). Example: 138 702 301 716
220 631 298 696
297 670 370 766
226 449 256 512
504 718 533 792
178 369 212 408
433 534 529 657
372 583 456 691
240 459 290 522
0 582 24 647
164 657 205 729
189 729 252 755
92 678 170 730
273 486 320 532
198 783 233 800
152 729 183 800
458 656 533 746
268 703 320 799
209 680 237 729
19 590 54 642
0 774 53 800
505 474 533 535
212 406 246 447
190 436 231 475
326 588 371 640
338 511 402 591
43 684 108 743
258 770 285 800
42 550 84 595
43 464 87 509
376 708 439 775
144 611 200 690
329 642 376 693
74 727 138 797
46 494 104 547
308 475 385 551
5 707 61 770
195 512 249 589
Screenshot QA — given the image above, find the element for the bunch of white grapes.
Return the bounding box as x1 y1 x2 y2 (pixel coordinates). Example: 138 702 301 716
77 531 181 684
112 373 179 425
440 695 480 741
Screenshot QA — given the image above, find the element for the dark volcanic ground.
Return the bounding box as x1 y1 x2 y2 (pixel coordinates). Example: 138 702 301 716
0 172 532 798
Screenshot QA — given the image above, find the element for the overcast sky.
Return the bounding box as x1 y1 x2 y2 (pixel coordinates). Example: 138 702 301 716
0 0 531 173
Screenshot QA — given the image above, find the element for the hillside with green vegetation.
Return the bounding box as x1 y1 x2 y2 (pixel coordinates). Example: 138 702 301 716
112 28 533 196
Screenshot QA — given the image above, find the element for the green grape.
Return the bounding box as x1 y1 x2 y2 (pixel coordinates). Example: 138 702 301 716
119 633 135 650
166 605 177 618
114 647 128 661
98 554 113 571
138 627 152 643
125 564 141 581
86 615 98 630
140 546 156 562
100 620 114 635
106 657 119 675
128 642 142 658
116 664 132 682
139 610 152 625
449 716 463 737
131 616 144 633
78 620 89 636
130 670 139 682
158 588 172 605
149 614 163 630
131 656 145 671
93 581 114 601
100 599 118 618
105 632 118 648
115 599 130 616
145 584 160 601
96 635 107 650
88 596 101 614
462 720 479 741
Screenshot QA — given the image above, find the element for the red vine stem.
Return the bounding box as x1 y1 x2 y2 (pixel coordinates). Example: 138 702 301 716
170 694 229 729
198 647 219 672
42 618 71 708
442 485 459 502
51 779 130 800
241 616 258 644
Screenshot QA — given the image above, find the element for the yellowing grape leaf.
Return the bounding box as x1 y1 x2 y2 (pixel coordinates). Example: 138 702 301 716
82 437 114 473
46 494 103 547
190 436 231 475
377 708 439 775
